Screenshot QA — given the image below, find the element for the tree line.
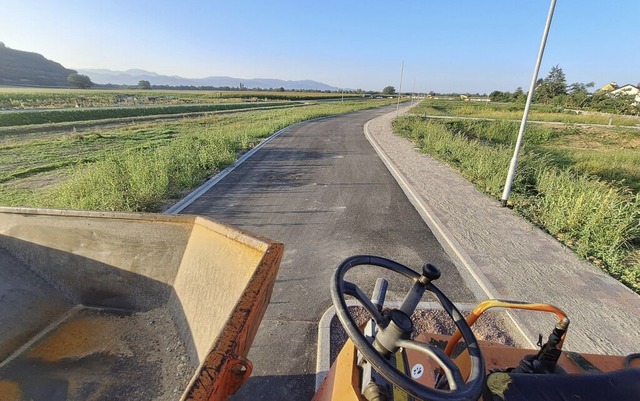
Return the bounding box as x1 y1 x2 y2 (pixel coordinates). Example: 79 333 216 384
489 66 639 115
66 74 364 94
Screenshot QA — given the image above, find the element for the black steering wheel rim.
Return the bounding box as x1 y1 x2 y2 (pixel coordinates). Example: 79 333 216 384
331 255 485 401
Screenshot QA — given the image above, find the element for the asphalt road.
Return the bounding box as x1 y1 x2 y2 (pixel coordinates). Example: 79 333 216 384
181 105 476 400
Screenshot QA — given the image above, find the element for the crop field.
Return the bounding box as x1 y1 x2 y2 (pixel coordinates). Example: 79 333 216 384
0 87 361 109
0 96 394 213
394 100 640 293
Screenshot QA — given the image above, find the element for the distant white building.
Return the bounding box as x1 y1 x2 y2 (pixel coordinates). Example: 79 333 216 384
611 84 640 103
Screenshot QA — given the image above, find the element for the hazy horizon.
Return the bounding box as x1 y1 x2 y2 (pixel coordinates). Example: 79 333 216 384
1 1 638 93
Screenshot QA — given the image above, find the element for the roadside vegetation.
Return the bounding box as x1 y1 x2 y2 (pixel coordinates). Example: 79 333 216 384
0 98 395 213
394 99 640 293
488 65 639 116
416 100 640 127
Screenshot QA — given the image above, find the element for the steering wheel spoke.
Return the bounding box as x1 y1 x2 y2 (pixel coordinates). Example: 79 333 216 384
342 280 385 325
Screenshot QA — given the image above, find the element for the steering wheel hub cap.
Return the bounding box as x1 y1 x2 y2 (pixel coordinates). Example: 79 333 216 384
374 309 414 357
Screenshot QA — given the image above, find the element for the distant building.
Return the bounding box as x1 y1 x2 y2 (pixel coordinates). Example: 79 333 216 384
597 82 618 92
611 84 640 103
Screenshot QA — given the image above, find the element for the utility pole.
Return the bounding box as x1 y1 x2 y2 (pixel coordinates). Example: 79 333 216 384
396 61 404 116
411 78 416 106
501 0 557 207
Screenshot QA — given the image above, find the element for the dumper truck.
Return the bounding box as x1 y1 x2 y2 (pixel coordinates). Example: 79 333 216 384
1 207 639 401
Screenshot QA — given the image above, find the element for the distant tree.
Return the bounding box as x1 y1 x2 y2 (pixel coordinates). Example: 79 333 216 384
278 87 285 92
567 81 593 95
489 90 512 102
586 90 632 114
535 65 567 104
382 86 396 95
547 65 567 94
138 80 151 89
565 81 595 108
489 91 501 102
512 87 526 102
67 73 93 89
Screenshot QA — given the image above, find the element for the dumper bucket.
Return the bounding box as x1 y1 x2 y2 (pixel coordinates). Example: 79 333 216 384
0 207 283 401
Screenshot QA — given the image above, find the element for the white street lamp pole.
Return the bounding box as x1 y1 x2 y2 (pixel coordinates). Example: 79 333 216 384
501 0 557 207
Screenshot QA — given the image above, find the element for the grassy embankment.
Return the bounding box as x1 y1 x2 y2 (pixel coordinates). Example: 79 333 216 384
394 100 639 292
0 98 394 212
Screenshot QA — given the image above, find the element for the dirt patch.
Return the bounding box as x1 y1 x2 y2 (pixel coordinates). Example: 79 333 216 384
0 306 193 401
552 125 640 150
7 170 67 192
329 306 528 366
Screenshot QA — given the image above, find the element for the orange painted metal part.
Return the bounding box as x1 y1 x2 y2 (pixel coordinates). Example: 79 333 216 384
408 333 629 384
185 244 284 401
317 311 633 401
444 300 568 357
316 299 635 400
317 331 631 401
312 339 366 401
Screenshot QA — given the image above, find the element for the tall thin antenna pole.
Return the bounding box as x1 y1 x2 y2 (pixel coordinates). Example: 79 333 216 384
396 61 404 116
501 0 557 206
411 78 416 106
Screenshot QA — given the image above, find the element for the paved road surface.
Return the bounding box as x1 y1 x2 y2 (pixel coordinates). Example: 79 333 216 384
181 105 476 400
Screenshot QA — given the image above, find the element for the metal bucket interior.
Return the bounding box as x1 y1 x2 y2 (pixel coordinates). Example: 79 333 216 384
0 207 283 401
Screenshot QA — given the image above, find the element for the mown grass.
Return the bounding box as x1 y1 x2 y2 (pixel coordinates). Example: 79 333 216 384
0 128 177 183
414 99 640 126
0 102 293 127
393 114 640 293
0 99 395 212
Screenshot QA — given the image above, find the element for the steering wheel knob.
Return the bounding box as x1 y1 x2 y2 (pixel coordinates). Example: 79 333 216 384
422 263 441 281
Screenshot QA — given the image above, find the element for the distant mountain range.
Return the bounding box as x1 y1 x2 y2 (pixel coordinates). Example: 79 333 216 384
0 42 339 91
78 68 339 91
0 42 77 87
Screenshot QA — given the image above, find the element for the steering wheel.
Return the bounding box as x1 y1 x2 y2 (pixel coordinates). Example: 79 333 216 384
331 255 485 401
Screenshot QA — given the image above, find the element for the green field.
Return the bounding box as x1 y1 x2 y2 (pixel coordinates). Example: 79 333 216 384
395 99 640 292
0 97 395 213
0 102 298 127
0 87 361 109
415 99 640 126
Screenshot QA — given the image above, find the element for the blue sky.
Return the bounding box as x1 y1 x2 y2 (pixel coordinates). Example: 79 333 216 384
0 1 638 93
